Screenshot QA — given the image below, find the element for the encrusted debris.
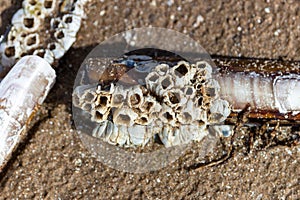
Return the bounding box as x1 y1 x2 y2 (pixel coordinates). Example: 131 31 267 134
0 0 89 77
73 59 231 147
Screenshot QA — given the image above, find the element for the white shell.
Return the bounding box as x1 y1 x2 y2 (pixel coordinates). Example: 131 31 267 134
273 74 300 114
0 56 56 171
113 106 138 126
47 42 66 59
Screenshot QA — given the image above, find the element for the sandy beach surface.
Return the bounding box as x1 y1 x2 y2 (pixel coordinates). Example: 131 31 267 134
0 0 300 199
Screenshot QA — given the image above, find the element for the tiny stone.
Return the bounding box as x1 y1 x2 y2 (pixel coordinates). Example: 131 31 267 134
264 7 271 13
99 10 105 16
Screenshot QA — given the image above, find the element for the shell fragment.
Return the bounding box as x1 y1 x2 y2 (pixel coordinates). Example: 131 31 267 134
0 55 56 171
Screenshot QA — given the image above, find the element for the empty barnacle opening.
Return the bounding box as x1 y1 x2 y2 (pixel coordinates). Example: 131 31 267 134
34 49 45 57
161 76 172 90
95 111 104 121
44 0 53 9
64 16 73 23
174 63 188 77
185 87 194 95
23 17 34 28
4 46 15 57
195 83 202 90
48 43 56 50
167 92 180 104
50 18 60 29
8 34 15 41
163 112 174 122
98 96 109 107
129 93 141 106
55 30 65 39
147 72 159 83
25 34 38 46
135 116 149 125
197 96 203 107
115 114 132 126
141 101 154 112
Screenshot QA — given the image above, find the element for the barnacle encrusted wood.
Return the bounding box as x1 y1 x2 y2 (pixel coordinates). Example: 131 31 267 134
0 0 89 77
0 55 56 171
73 57 231 147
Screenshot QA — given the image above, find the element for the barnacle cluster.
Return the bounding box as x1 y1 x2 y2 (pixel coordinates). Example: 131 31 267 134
0 0 88 73
73 60 231 147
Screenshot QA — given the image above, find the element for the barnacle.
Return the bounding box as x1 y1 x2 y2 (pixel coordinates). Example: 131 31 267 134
0 0 88 75
127 85 145 108
73 56 232 148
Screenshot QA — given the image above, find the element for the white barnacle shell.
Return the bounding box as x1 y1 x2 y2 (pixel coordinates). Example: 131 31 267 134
71 0 87 17
140 95 158 113
204 79 220 99
12 9 41 32
0 42 19 68
23 33 40 50
90 88 112 122
41 0 58 15
93 121 129 146
127 85 145 108
0 56 56 171
54 29 76 51
170 61 194 87
163 88 187 109
33 49 55 64
72 84 97 110
154 63 169 76
182 85 196 99
128 124 151 146
134 113 153 125
47 42 66 59
92 120 109 138
113 106 138 126
194 61 213 80
106 124 129 146
158 123 208 147
177 99 203 124
209 99 231 123
111 85 127 108
159 103 176 126
145 71 160 93
156 74 174 96
62 14 82 36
